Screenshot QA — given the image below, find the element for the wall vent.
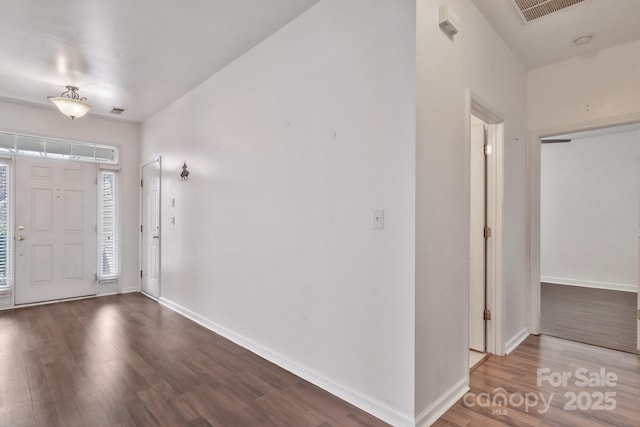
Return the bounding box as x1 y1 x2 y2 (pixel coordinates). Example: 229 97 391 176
110 107 125 114
510 0 586 23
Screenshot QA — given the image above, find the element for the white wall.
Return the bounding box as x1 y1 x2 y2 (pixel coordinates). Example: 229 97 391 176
528 40 640 132
140 0 416 424
0 100 140 292
416 0 528 423
541 129 640 292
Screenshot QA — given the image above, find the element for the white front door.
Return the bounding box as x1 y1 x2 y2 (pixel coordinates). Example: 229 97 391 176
15 157 97 304
141 159 160 299
469 120 487 352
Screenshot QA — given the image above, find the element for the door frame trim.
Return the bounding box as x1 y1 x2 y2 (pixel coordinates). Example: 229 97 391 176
139 156 162 298
467 90 505 356
526 112 640 337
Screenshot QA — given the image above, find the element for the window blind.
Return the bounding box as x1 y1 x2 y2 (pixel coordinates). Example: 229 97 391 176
0 163 9 287
99 171 118 279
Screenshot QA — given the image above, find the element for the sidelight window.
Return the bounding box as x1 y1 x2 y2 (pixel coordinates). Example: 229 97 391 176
99 170 118 280
0 161 9 289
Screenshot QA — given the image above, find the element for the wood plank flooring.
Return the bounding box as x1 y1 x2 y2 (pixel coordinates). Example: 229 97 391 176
436 335 640 426
541 282 638 354
0 294 388 427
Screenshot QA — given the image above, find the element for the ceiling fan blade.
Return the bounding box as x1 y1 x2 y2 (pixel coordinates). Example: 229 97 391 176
540 138 572 144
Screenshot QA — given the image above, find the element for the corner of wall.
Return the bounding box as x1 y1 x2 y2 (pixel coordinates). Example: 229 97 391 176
414 376 469 427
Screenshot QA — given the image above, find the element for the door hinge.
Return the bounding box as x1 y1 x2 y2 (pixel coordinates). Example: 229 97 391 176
95 177 98 185
94 273 98 281
483 143 490 156
140 225 143 233
484 309 492 321
483 226 492 239
140 270 143 279
140 179 143 187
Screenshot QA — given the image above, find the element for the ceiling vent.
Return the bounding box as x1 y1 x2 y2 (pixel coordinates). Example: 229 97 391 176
110 107 125 115
510 0 586 23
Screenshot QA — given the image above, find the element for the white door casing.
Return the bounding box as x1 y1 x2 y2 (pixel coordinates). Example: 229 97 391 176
141 159 160 299
468 91 506 356
15 157 97 304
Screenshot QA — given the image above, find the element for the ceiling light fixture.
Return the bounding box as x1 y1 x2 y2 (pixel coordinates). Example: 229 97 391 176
573 34 593 46
48 85 93 119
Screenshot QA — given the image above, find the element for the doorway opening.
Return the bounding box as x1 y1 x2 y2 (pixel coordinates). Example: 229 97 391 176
469 114 488 367
528 115 640 355
468 93 505 365
140 157 161 300
538 123 640 354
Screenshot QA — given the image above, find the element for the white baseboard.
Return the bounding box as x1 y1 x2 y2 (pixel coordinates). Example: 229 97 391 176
158 297 413 427
505 327 530 355
541 277 637 293
120 286 140 294
415 376 469 427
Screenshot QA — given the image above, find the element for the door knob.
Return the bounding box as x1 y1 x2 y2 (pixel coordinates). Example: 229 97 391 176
152 235 159 239
17 235 25 241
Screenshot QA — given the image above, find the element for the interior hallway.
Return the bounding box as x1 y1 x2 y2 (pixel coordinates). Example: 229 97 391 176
436 335 640 426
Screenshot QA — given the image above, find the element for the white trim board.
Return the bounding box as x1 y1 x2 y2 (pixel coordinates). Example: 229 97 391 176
504 327 530 355
415 376 469 427
541 277 638 293
158 297 414 427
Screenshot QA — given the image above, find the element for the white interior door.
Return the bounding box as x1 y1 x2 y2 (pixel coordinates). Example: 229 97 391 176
469 121 486 352
15 157 97 304
141 160 160 299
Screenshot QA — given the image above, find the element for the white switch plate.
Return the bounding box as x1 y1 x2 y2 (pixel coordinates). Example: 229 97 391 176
373 209 384 230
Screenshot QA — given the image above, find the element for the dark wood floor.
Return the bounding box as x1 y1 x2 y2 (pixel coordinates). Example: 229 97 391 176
435 335 640 426
541 282 638 354
0 294 388 427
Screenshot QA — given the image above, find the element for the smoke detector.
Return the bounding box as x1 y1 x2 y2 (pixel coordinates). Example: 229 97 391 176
510 0 586 24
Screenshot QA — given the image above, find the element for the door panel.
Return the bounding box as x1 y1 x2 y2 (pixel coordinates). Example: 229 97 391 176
141 160 161 298
15 157 97 304
31 245 53 284
470 122 486 352
64 190 83 231
64 243 84 280
32 189 54 231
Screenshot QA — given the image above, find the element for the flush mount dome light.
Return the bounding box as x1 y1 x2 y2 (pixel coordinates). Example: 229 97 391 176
48 85 93 119
573 33 593 46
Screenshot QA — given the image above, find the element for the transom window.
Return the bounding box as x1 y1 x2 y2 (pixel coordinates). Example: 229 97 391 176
0 131 118 164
